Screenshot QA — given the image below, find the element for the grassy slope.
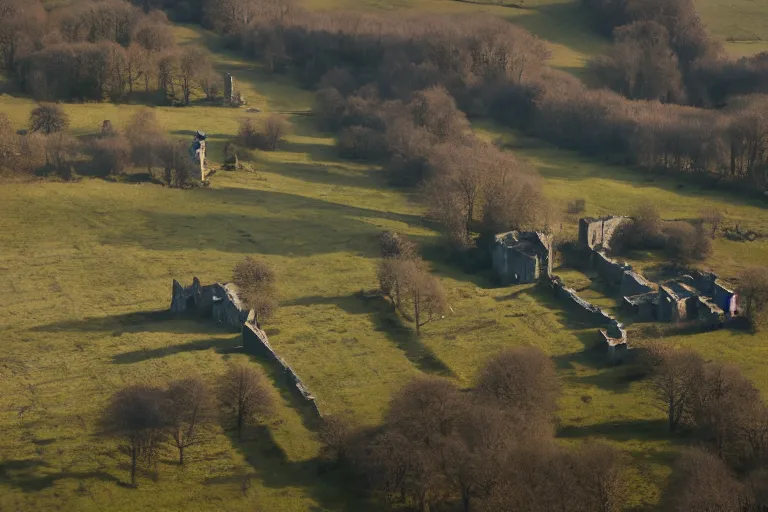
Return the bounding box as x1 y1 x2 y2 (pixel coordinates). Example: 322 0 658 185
2 3 768 509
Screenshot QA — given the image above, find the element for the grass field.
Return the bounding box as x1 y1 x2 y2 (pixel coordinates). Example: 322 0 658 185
2 9 768 512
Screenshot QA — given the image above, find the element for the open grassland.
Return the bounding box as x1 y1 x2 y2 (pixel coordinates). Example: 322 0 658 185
2 22 768 512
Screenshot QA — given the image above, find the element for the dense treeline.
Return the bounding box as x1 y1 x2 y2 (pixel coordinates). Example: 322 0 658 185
205 3 768 199
642 343 768 511
0 0 218 103
582 0 768 106
322 348 629 512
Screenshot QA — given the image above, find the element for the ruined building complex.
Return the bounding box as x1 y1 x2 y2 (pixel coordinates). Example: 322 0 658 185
492 231 553 285
171 277 320 417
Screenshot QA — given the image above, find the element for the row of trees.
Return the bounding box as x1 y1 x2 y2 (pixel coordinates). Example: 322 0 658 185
208 4 768 198
319 347 627 512
1 0 218 103
1 105 200 187
103 364 273 486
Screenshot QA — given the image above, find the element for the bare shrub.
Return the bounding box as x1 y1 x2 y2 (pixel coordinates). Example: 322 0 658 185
30 103 69 134
379 231 417 260
90 135 132 176
259 114 290 151
156 139 197 187
700 207 723 239
318 414 357 462
662 221 712 263
125 110 163 174
101 384 168 487
0 113 21 173
45 132 80 179
218 364 273 439
337 125 386 160
738 267 768 331
238 117 259 148
232 256 278 324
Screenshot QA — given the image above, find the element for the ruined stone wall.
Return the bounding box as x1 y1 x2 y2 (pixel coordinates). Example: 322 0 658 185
492 240 538 285
713 282 738 316
579 216 630 250
242 323 322 418
620 271 654 297
593 252 632 287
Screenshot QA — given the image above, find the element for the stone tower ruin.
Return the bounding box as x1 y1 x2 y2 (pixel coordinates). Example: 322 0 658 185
224 73 235 104
190 130 207 181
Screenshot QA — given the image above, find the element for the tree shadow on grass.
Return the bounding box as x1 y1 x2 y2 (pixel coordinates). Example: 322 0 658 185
96 187 427 257
210 423 377 512
30 310 225 337
0 459 121 492
370 299 455 377
557 418 678 443
112 334 241 364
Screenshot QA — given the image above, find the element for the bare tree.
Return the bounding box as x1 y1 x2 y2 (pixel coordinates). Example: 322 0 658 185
177 45 211 105
125 109 163 174
574 442 627 512
218 363 273 439
318 414 357 463
101 384 168 487
90 134 132 176
663 448 747 512
738 267 768 331
377 256 416 315
232 256 278 324
407 266 447 336
260 114 290 151
45 132 80 179
29 103 69 134
166 377 215 465
700 207 723 239
648 347 704 433
475 347 559 428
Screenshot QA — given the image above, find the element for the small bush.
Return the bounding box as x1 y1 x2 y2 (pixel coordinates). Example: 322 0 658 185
238 115 291 151
90 135 132 176
238 118 259 148
663 221 711 263
30 103 70 135
338 126 387 160
567 198 586 214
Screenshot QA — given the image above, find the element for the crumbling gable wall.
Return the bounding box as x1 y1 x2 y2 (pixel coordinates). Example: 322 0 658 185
492 231 552 285
593 251 632 288
579 216 630 250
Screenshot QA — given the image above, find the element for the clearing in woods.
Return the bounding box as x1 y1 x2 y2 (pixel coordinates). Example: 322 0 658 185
2 1 768 509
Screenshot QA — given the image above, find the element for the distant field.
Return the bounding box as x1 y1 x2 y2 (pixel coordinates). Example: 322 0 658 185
3 18 768 512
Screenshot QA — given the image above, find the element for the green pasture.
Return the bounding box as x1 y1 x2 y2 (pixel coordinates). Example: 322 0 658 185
1 18 768 512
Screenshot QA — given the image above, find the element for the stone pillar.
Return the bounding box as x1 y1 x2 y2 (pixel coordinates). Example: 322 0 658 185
224 73 234 104
198 140 206 181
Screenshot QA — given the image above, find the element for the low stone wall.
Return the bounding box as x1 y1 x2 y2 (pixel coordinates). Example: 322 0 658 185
549 276 628 363
242 323 322 418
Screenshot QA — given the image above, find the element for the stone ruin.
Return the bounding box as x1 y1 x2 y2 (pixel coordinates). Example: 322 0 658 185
189 130 207 181
574 214 739 333
492 231 553 285
224 73 245 106
171 277 321 417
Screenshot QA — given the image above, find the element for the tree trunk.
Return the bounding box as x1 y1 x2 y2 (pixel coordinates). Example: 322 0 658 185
131 446 137 486
179 446 184 465
237 411 243 440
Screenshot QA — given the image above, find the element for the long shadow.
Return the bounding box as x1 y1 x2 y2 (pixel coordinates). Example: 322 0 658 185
94 187 428 257
211 422 377 511
369 297 455 377
112 335 241 364
0 459 121 492
264 159 390 192
246 350 322 432
30 310 223 337
557 418 678 442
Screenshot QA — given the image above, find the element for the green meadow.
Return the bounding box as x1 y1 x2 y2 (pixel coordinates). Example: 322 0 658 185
2 2 768 510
